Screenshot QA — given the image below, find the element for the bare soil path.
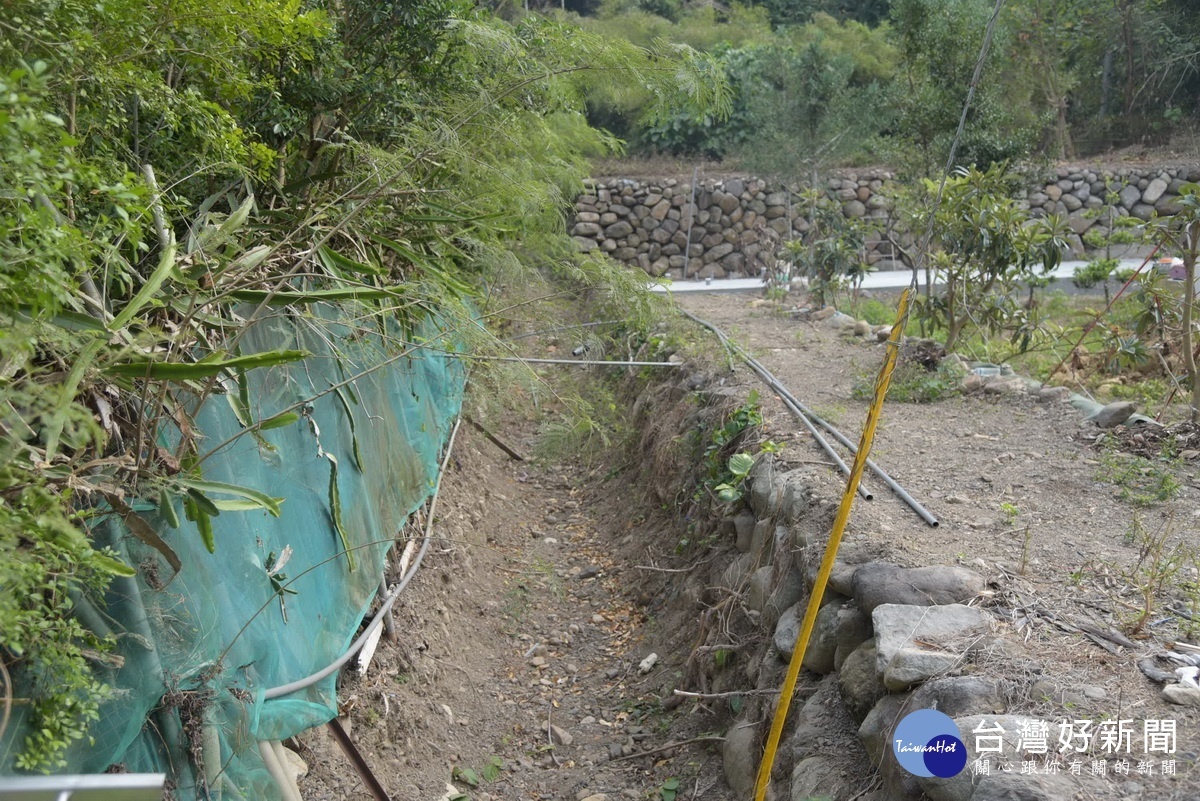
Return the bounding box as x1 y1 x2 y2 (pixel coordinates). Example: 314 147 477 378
296 413 735 800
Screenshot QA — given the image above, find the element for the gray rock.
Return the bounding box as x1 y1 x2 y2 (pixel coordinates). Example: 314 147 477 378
778 471 813 522
1035 386 1070 403
716 191 740 214
1143 177 1169 205
722 718 760 798
748 456 777 516
724 178 744 197
970 773 1104 801
874 604 991 690
853 563 987 613
833 605 873 670
909 676 1006 718
733 510 756 553
828 561 859 597
1061 193 1082 212
840 640 886 721
1065 212 1095 235
790 756 845 801
764 567 806 628
1086 400 1136 428
788 674 846 759
775 602 802 659
573 237 598 252
982 376 1025 395
843 200 867 218
859 694 925 800
858 692 911 764
1119 184 1143 210
604 220 633 239
803 599 844 674
548 724 573 746
885 648 962 691
572 221 602 237
750 518 774 560
1162 684 1200 707
1130 202 1157 221
719 552 754 591
747 566 774 614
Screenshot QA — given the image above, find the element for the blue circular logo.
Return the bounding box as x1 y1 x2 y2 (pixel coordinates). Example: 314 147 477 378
892 710 967 778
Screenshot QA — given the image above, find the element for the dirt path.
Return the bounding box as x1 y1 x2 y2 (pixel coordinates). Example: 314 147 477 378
296 415 734 800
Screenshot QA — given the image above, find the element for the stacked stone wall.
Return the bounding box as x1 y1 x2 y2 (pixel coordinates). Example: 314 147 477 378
572 165 1200 280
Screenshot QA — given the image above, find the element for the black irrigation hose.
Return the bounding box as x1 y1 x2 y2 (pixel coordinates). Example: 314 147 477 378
680 309 938 527
263 415 462 700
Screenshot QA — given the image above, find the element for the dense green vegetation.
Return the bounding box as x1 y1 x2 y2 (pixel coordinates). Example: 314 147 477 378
0 0 727 773
571 0 1200 175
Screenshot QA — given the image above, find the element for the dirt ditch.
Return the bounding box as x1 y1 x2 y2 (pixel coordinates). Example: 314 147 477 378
292 291 1200 800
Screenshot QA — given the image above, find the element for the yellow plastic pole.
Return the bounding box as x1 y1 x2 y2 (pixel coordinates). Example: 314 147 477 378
752 288 912 800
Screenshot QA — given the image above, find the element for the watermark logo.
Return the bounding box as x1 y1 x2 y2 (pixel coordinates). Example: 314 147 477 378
893 709 968 778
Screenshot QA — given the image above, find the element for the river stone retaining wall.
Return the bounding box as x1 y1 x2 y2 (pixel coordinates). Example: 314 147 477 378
708 454 1122 801
573 165 1200 281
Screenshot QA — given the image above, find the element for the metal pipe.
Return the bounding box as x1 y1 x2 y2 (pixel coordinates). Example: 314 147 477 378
679 309 938 526
753 358 937 527
679 311 870 499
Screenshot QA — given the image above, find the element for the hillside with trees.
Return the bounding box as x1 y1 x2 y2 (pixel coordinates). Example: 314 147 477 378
570 0 1200 177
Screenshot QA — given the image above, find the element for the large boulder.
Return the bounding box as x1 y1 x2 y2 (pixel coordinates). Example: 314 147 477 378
853 563 986 613
874 604 991 691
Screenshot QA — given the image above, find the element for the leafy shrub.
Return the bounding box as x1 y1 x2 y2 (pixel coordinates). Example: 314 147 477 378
853 359 964 403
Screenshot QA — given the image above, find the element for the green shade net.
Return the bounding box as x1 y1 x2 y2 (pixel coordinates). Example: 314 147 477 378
1 305 465 799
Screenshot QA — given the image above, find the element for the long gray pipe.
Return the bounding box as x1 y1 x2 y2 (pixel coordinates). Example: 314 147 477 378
680 309 938 527
680 311 870 500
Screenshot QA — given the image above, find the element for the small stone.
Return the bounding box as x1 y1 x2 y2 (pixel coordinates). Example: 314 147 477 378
722 718 760 798
591 614 605 624
638 653 659 674
281 746 308 781
1081 685 1107 700
529 656 546 668
576 565 600 580
608 743 623 760
548 724 573 746
1087 401 1136 428
579 794 608 801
